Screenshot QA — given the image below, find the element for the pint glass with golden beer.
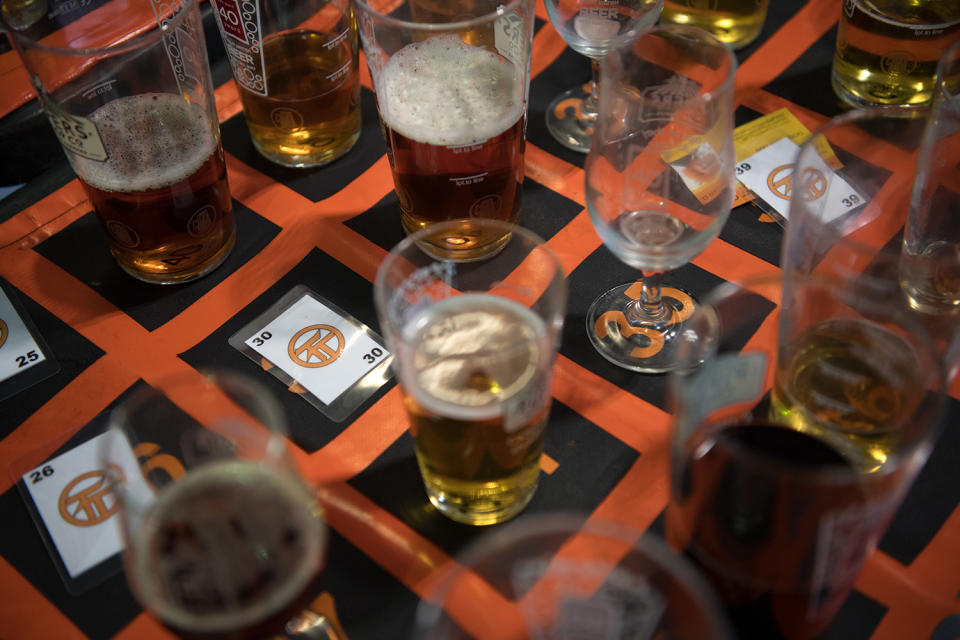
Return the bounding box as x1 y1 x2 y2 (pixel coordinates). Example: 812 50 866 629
357 0 535 261
209 0 362 167
832 0 960 108
659 0 769 49
3 0 236 284
375 220 567 525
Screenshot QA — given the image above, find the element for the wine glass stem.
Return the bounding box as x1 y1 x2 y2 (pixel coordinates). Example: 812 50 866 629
626 272 672 324
581 59 601 122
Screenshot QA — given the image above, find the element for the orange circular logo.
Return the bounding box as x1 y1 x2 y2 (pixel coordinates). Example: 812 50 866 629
58 468 122 527
288 324 345 368
767 164 795 200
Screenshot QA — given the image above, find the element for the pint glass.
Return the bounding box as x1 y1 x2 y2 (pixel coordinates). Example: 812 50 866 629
3 0 236 284
357 0 535 261
209 0 362 167
659 0 769 49
832 0 960 108
374 220 566 526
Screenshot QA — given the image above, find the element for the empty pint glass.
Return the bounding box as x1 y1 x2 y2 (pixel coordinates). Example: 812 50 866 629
3 0 236 284
209 0 362 167
357 0 535 261
374 220 567 526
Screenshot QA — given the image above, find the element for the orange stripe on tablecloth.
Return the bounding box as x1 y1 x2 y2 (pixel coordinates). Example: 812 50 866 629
546 210 600 278
0 556 85 639
0 50 34 120
552 354 672 453
735 0 838 99
590 445 670 532
0 355 137 495
855 551 960 640
531 20 569 80
0 180 89 250
535 0 549 21
298 387 409 485
691 235 781 282
901 500 960 605
214 77 243 123
525 143 585 204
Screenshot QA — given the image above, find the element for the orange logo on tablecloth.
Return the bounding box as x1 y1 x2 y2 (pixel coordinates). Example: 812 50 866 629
0 318 7 350
58 468 121 527
288 324 345 368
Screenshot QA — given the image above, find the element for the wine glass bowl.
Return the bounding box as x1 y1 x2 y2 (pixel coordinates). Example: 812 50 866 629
543 0 664 153
584 25 737 373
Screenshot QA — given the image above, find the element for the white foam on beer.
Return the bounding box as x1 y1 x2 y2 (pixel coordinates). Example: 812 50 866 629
133 460 326 634
404 294 546 422
378 35 524 147
72 93 216 193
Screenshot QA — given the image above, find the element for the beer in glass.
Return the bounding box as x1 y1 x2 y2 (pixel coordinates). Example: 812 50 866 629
659 0 769 49
832 0 960 108
211 0 362 167
357 0 535 261
104 372 330 640
375 220 567 525
4 0 236 284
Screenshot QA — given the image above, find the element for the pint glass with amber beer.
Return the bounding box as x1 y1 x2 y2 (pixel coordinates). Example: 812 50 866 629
3 0 236 284
209 0 362 167
357 0 535 261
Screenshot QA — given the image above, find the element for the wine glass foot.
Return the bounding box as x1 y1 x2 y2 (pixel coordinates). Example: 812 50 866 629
586 282 699 373
545 84 595 153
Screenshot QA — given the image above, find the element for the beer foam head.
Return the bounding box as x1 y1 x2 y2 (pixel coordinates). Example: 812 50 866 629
405 294 545 421
378 35 524 147
73 93 216 193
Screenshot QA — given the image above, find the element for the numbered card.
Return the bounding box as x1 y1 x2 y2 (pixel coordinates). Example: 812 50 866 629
229 287 394 422
0 281 59 401
20 431 153 581
735 137 866 223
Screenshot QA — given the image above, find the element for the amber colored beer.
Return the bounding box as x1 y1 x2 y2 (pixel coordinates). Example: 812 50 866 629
131 460 326 640
832 0 960 108
660 0 769 49
401 294 551 526
72 93 235 284
377 35 526 260
238 28 362 167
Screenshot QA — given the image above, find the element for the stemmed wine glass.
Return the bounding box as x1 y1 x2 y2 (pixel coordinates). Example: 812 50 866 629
544 0 664 153
585 25 737 372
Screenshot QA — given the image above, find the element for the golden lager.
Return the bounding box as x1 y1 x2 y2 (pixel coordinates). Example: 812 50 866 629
73 93 235 284
660 0 770 49
377 35 526 260
832 0 960 108
237 28 361 168
401 293 551 526
769 317 925 471
131 461 326 639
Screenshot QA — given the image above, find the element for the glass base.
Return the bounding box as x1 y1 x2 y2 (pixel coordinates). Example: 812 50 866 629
545 84 595 154
115 229 237 285
586 281 699 373
252 130 360 169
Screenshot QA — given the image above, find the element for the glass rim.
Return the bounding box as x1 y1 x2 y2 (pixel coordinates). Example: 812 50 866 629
4 0 199 58
847 0 960 28
353 0 529 33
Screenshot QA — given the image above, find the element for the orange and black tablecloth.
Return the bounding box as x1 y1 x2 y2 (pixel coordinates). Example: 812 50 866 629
1 0 959 638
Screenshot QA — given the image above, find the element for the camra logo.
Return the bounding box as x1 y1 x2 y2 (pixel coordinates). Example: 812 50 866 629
470 194 502 218
881 51 918 75
272 107 304 131
766 165 827 202
106 221 140 248
288 324 345 368
58 468 121 527
0 318 7 350
188 205 216 238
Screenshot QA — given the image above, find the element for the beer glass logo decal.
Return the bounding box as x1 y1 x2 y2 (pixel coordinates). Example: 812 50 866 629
642 76 700 114
470 194 503 218
58 468 122 527
106 221 141 248
495 8 528 68
843 0 856 18
187 205 217 238
149 0 200 93
42 98 108 162
288 324 345 367
271 107 305 131
881 51 919 75
358 12 386 87
209 0 268 95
